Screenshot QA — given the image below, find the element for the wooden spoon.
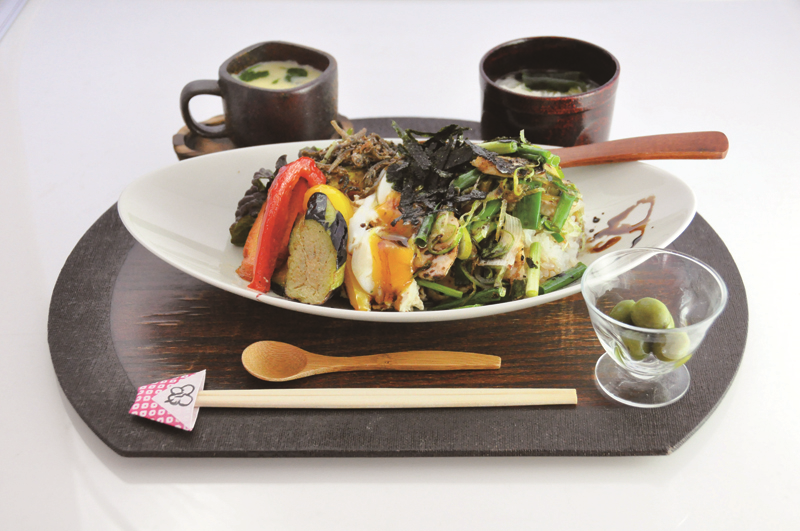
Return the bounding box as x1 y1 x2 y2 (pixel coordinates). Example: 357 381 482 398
242 341 501 382
552 131 729 168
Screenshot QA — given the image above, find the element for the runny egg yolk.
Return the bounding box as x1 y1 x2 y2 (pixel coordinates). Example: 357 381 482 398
371 233 415 306
347 177 419 310
374 191 416 239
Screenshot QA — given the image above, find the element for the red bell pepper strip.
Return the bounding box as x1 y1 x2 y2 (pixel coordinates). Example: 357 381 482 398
246 157 326 293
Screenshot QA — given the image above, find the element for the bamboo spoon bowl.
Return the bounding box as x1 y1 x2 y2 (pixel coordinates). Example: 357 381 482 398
242 341 502 382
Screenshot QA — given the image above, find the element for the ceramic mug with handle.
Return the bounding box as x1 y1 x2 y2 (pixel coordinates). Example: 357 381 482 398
180 41 338 147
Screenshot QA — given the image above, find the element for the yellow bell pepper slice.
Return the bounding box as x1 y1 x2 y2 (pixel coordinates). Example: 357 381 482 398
303 184 354 223
344 253 371 311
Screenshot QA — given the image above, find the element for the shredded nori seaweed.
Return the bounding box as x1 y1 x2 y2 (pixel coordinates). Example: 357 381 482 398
384 122 487 226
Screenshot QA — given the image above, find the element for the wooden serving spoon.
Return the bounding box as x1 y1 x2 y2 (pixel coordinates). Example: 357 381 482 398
552 131 729 168
242 341 501 382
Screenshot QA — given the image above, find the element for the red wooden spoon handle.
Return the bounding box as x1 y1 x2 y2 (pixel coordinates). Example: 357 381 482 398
552 132 729 168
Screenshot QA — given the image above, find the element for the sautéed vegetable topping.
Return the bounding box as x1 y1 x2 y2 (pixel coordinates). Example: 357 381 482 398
231 122 587 311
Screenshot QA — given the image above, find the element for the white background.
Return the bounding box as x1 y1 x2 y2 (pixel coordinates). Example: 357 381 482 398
1 0 798 529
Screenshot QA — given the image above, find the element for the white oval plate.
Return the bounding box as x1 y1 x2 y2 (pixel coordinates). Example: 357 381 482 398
118 140 695 323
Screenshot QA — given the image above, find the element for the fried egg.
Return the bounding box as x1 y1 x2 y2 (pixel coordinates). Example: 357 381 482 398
347 175 423 311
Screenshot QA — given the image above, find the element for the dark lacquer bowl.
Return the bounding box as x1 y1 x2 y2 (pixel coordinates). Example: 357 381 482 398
480 36 620 146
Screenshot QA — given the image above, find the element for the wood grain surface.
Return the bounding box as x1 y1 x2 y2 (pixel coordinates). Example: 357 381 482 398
112 242 602 399
554 131 729 168
48 118 748 457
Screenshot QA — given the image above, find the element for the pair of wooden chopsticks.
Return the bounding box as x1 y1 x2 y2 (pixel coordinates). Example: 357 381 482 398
196 388 577 408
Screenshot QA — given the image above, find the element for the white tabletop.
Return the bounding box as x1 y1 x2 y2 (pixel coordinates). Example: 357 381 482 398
1 0 798 528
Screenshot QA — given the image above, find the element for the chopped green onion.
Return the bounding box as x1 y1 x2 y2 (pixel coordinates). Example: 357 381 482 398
551 177 577 195
428 233 461 255
452 168 482 191
477 140 519 154
517 144 550 156
512 168 522 196
430 287 504 309
470 220 496 243
544 163 567 182
456 226 473 260
416 279 463 299
430 297 471 311
539 263 587 295
508 279 526 301
480 230 514 260
481 214 523 270
493 266 508 298
413 213 436 248
541 219 565 242
459 201 481 226
515 191 542 230
517 144 560 168
458 261 492 289
476 199 502 221
430 289 503 310
525 242 541 297
495 199 508 240
472 287 504 305
428 211 461 255
552 192 577 230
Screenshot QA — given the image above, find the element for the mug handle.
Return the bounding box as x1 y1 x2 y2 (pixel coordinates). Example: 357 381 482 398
180 80 227 138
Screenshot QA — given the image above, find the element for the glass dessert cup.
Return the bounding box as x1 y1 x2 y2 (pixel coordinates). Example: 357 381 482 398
581 248 728 408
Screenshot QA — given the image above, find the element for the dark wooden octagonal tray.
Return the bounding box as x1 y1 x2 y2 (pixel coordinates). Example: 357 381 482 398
48 118 747 457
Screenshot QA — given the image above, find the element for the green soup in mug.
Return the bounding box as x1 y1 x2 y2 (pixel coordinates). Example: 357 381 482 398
237 60 323 89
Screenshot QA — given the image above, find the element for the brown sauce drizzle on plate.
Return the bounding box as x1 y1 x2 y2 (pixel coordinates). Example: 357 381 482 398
588 196 655 253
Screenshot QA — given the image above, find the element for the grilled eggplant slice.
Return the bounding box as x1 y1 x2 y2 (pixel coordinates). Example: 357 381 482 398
284 192 347 305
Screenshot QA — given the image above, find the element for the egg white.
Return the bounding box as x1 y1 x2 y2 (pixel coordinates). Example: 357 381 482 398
350 227 377 294
347 193 378 253
376 171 394 204
345 174 424 311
